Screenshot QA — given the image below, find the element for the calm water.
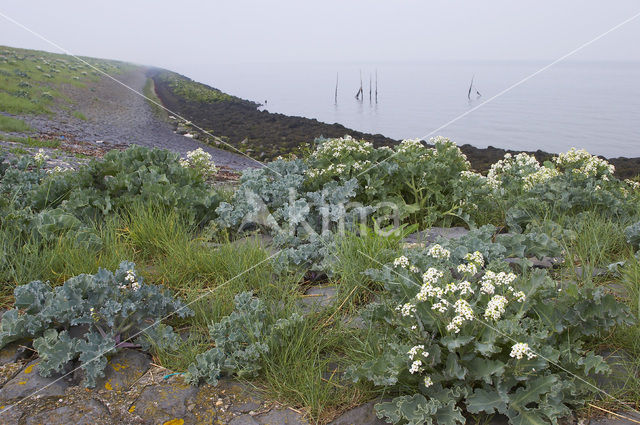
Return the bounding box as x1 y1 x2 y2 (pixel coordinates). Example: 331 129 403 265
189 61 640 158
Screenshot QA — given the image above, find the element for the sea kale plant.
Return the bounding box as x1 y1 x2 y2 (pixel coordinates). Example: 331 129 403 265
456 150 640 230
348 247 632 425
305 135 471 224
185 291 302 385
216 158 369 270
0 261 193 387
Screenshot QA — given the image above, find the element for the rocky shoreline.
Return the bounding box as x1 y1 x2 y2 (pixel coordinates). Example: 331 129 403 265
150 69 640 179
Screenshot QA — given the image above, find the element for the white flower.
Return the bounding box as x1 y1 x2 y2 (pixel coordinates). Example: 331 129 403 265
131 281 141 291
431 300 448 313
393 256 410 269
34 149 49 164
422 268 444 285
480 281 495 295
408 345 428 360
398 303 416 317
446 315 465 333
514 291 526 302
457 263 477 276
464 251 484 267
423 376 433 387
428 244 451 260
409 360 422 374
510 343 536 360
453 299 474 320
484 295 508 321
416 284 443 302
457 280 474 295
409 266 420 273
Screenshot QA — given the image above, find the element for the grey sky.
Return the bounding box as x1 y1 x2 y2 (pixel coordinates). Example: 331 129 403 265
1 0 639 73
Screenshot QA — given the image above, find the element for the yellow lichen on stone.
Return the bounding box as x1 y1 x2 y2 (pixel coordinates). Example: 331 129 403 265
163 419 184 425
110 361 129 372
104 381 113 391
23 365 34 374
17 381 26 385
128 405 136 413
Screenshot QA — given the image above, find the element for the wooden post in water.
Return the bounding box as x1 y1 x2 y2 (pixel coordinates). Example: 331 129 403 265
375 69 378 103
335 72 338 104
369 73 372 103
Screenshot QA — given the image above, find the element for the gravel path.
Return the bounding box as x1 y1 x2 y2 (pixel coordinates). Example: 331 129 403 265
18 68 260 170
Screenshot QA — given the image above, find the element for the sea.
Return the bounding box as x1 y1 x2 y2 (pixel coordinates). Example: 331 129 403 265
189 61 640 158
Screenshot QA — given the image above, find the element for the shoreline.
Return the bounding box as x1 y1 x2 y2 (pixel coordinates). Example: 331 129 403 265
150 68 640 179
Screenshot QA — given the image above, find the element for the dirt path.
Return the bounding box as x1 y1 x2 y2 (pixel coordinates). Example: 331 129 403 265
19 67 260 170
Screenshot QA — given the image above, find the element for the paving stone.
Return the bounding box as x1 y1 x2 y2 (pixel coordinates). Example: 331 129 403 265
25 398 110 425
130 382 198 424
404 227 469 245
588 410 640 424
329 401 386 425
0 405 24 424
299 286 337 312
98 349 150 392
230 414 261 425
256 409 309 425
0 360 71 403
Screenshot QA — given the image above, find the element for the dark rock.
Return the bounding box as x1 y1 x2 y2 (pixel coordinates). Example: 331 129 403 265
25 398 110 425
98 349 150 392
0 360 71 403
0 341 31 366
130 381 198 424
230 415 261 425
299 286 337 312
575 266 607 279
329 401 386 425
230 398 262 414
256 409 308 425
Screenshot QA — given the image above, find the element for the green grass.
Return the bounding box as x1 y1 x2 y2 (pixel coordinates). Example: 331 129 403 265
0 114 31 132
7 135 60 148
329 226 406 314
0 45 130 116
556 211 632 283
72 110 87 121
157 71 242 104
142 77 167 119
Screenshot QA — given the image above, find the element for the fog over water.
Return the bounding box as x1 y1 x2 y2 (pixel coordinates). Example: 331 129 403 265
2 1 639 156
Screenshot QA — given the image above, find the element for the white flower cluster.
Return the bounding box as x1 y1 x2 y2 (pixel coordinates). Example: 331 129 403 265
487 153 541 190
428 244 451 260
484 295 508 320
34 149 49 164
47 166 71 174
396 138 427 156
397 302 417 317
407 345 429 360
121 269 141 292
553 148 615 179
422 267 444 285
510 342 536 360
465 251 484 267
313 135 373 159
180 148 218 178
393 256 410 268
305 159 373 178
522 166 560 190
457 263 478 276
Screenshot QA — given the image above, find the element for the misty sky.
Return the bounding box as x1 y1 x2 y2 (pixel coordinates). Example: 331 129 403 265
1 1 640 74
